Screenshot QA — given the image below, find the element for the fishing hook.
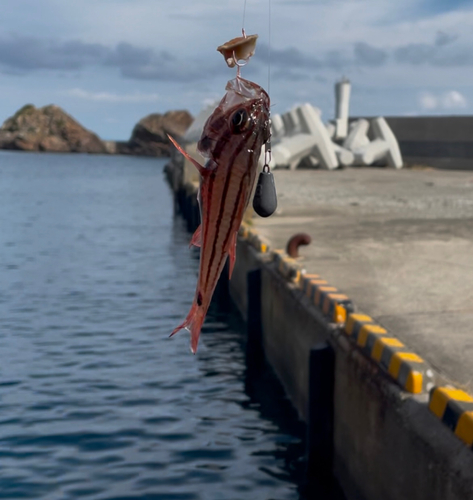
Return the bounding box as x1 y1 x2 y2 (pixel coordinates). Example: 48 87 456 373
232 50 250 78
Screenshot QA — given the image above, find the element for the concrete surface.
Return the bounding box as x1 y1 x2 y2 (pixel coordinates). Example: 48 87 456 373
253 167 473 392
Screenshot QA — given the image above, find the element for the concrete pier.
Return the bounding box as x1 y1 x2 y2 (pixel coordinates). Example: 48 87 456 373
166 160 473 500
254 167 473 394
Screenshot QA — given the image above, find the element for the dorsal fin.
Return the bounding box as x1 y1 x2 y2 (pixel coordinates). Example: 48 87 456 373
168 135 208 176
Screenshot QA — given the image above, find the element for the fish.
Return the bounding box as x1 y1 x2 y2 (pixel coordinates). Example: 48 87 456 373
168 76 270 353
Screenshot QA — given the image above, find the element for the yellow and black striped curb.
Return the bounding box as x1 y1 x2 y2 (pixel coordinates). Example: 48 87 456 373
272 250 303 284
238 223 269 254
344 313 435 394
240 227 435 396
429 387 473 449
298 273 353 324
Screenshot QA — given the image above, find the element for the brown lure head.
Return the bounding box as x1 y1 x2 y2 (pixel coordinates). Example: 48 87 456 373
216 34 258 68
198 77 270 164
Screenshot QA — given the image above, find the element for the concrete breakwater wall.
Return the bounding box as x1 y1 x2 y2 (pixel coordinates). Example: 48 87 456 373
165 165 473 500
384 116 473 170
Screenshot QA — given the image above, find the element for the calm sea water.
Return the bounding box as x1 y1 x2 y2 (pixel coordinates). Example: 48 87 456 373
0 152 307 500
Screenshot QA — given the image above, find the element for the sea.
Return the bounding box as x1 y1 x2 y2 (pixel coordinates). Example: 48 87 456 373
0 151 310 500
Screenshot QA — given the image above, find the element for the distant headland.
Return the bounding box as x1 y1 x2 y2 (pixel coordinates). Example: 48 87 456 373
0 104 193 156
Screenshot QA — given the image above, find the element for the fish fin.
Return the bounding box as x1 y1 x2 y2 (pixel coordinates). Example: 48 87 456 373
189 224 202 248
228 232 238 279
170 299 206 354
167 134 207 176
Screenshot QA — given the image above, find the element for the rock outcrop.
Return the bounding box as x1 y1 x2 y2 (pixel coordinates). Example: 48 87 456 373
0 104 106 154
123 110 193 156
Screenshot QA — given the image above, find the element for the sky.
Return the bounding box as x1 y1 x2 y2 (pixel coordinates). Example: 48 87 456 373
1 0 473 140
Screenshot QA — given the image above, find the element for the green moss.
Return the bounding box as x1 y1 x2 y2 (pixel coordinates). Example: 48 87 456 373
13 104 35 119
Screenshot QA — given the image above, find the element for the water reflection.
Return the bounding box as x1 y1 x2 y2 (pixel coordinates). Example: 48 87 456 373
0 152 314 500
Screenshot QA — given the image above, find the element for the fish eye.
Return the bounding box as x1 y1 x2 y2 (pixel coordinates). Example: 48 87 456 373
231 108 250 133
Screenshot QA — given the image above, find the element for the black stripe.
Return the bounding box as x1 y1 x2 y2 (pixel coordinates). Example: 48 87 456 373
204 140 246 286
205 133 260 290
210 121 233 163
202 171 216 248
443 400 473 431
207 176 248 293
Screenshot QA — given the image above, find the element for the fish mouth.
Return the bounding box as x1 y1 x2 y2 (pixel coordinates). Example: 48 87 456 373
222 77 270 118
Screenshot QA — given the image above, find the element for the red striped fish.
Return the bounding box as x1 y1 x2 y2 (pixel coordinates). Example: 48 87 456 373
168 77 270 353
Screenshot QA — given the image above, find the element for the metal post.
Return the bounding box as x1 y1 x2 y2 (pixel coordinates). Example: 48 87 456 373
307 342 335 488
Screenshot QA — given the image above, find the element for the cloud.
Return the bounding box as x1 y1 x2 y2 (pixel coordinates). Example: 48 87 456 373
394 43 435 64
419 90 467 110
354 42 388 66
66 88 162 103
255 43 351 74
419 92 438 109
442 90 467 108
271 69 311 81
0 26 472 92
0 36 107 70
434 31 458 47
255 43 319 69
394 33 473 67
103 42 155 68
0 34 224 82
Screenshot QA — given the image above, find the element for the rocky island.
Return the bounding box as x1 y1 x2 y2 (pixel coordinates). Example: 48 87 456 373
0 104 193 156
115 110 193 156
0 104 106 154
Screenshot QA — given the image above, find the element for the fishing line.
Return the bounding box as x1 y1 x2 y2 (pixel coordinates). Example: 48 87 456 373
242 0 247 36
267 0 271 98
253 0 277 218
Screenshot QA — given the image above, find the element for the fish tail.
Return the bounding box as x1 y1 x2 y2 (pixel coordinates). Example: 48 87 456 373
170 301 206 354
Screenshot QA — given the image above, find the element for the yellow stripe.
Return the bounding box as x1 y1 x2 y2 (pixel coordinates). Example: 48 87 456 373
371 337 404 362
429 388 451 419
300 275 320 292
345 313 373 335
305 279 328 297
455 412 473 447
428 387 473 420
309 279 328 285
405 371 423 394
388 352 424 378
314 286 337 305
282 256 296 267
334 304 347 323
323 293 349 314
440 387 473 402
357 324 388 347
304 274 320 279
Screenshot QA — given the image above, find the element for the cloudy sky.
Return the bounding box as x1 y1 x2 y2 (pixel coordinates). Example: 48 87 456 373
0 0 472 140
